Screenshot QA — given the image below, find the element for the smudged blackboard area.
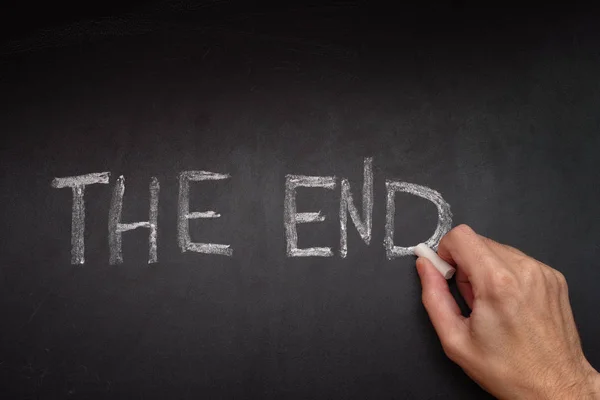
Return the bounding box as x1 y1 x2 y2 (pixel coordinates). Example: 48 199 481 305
1 2 599 399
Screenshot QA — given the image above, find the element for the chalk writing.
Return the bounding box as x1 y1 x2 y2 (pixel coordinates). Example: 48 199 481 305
339 157 373 258
51 158 452 264
177 171 233 256
284 175 337 257
108 176 159 265
384 181 452 259
51 172 110 264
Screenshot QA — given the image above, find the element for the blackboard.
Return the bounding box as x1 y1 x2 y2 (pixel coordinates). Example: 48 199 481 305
1 3 599 399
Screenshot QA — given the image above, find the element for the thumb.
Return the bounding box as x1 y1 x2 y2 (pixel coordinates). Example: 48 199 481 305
416 256 469 354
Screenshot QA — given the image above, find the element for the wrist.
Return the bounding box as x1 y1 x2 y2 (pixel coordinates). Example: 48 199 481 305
563 369 600 400
589 372 600 399
541 364 600 400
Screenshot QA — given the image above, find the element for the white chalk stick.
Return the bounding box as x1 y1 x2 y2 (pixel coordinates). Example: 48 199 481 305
414 243 456 280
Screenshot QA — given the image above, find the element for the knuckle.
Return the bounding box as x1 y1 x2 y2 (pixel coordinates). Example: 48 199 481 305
441 334 465 361
488 269 517 294
421 292 435 311
515 256 534 269
421 293 429 309
452 224 475 238
516 258 541 284
440 224 476 253
554 270 568 289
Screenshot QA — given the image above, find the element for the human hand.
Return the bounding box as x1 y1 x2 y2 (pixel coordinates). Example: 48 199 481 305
416 224 600 399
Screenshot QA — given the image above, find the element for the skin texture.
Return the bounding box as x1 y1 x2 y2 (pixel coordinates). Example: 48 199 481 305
416 224 600 400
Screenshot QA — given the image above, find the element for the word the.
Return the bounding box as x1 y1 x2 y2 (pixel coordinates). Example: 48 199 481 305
51 157 452 265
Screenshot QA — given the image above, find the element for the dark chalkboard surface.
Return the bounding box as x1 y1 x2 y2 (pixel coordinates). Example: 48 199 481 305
1 3 599 399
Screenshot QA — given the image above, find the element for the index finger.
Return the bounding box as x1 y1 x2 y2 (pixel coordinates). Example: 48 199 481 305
437 224 496 283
